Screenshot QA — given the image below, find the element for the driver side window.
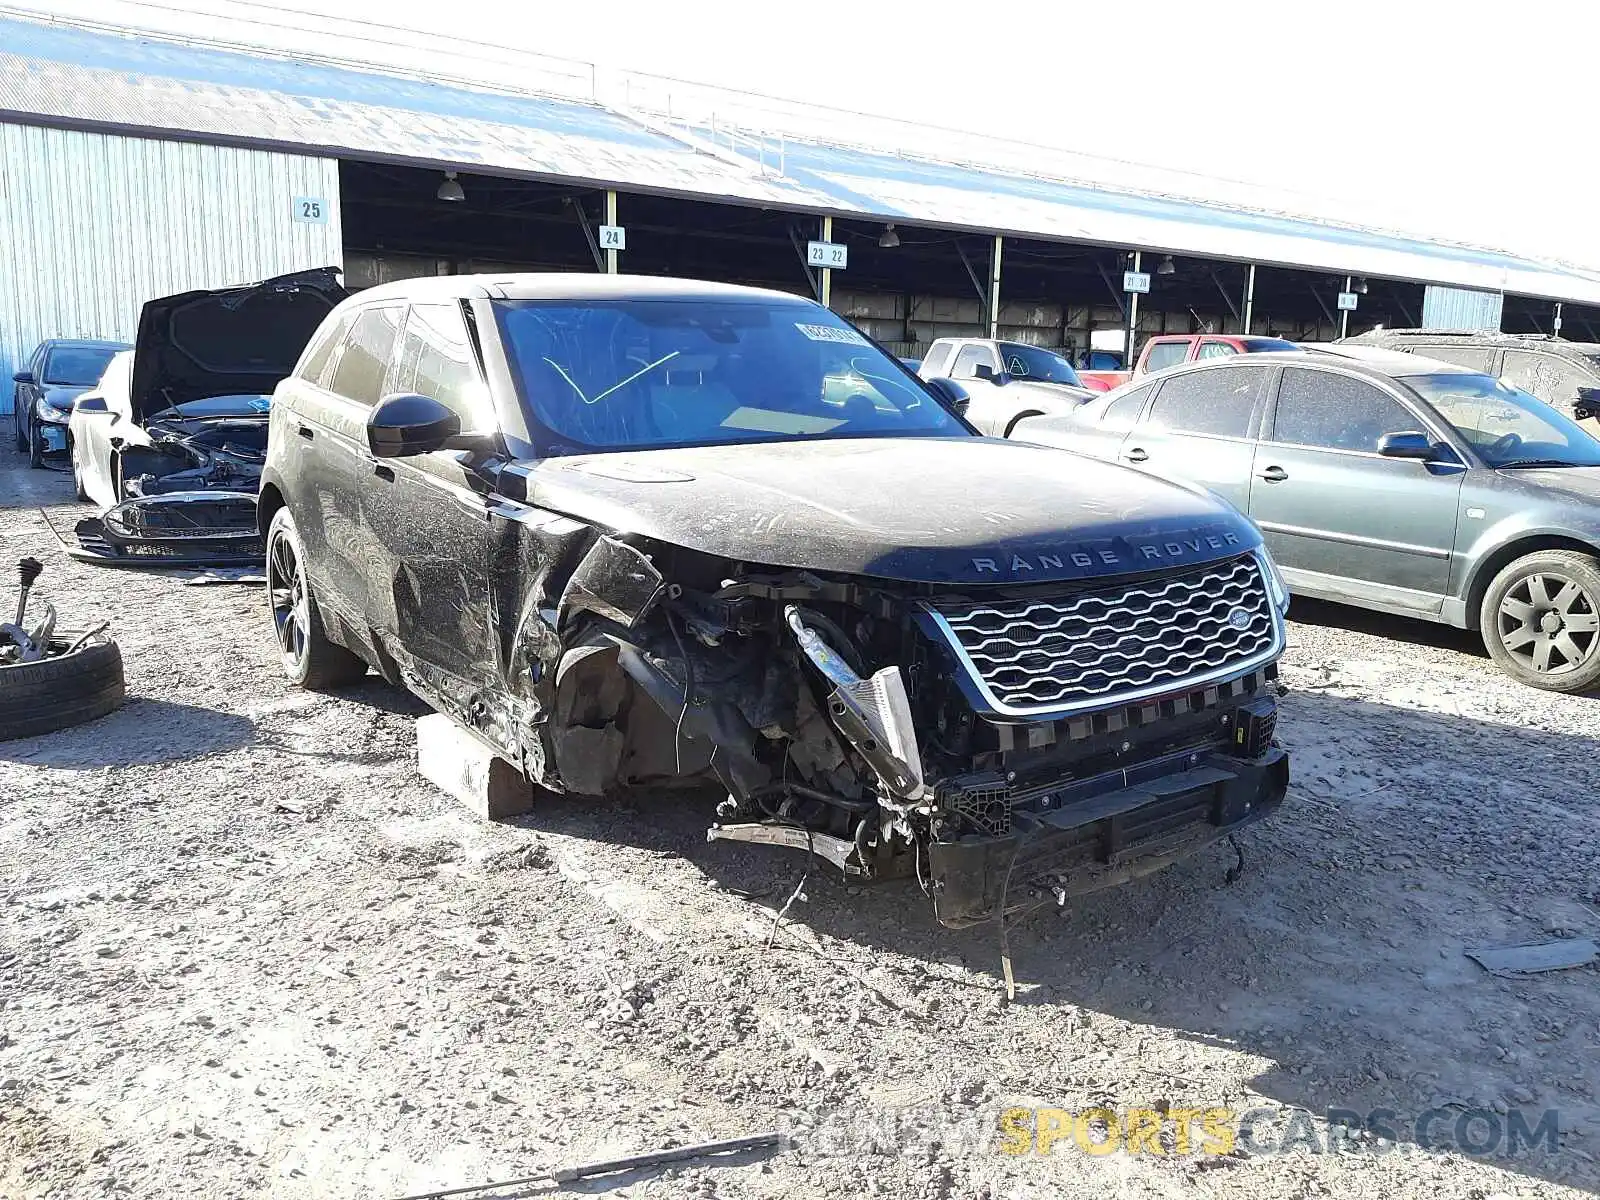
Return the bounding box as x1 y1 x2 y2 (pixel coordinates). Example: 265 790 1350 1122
951 345 993 378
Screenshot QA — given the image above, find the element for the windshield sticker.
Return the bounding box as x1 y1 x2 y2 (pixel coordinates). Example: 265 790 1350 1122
247 396 272 412
795 323 869 346
720 407 846 435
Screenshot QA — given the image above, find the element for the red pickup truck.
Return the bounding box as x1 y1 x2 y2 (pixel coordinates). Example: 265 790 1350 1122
1078 334 1298 391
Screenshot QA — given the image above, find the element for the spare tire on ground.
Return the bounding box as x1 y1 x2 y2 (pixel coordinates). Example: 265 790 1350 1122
0 633 126 741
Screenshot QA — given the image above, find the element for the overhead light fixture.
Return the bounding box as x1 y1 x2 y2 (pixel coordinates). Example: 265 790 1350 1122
1354 276 1370 294
878 223 900 248
436 170 465 202
1156 255 1176 275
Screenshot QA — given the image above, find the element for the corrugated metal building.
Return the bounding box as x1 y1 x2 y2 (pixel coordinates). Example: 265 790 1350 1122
5 11 1600 408
0 123 341 407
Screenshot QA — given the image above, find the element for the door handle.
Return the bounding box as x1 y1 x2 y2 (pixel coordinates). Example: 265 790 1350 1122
373 462 395 482
1258 465 1288 482
1124 446 1149 463
296 423 314 441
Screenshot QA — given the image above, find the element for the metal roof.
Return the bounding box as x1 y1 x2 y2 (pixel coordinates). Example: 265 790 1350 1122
6 13 1600 307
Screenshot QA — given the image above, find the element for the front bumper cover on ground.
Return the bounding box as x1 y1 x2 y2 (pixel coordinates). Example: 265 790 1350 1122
929 745 1289 927
67 490 264 567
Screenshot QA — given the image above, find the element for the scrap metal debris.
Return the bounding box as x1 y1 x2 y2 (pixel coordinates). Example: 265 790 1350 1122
388 1131 788 1199
1465 937 1598 976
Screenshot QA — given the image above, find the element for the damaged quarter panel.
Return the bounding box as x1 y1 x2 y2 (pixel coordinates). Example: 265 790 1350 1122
265 274 1293 931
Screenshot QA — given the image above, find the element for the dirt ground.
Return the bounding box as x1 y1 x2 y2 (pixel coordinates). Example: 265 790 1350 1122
2 442 1598 1200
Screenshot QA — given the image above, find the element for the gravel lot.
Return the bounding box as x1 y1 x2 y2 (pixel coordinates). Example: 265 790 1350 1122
2 442 1598 1200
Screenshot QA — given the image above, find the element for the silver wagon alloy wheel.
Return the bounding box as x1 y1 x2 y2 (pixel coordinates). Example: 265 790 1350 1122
267 523 309 672
1497 570 1600 676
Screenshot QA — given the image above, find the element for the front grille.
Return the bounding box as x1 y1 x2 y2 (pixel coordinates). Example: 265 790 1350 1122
926 554 1280 718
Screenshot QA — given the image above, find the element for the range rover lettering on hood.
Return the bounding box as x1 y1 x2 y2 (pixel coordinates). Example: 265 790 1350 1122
974 528 1244 575
531 438 1264 585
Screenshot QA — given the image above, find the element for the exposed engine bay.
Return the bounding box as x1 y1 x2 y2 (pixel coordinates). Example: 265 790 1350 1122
118 414 270 499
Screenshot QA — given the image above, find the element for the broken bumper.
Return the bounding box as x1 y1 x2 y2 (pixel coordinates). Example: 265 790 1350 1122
928 745 1289 928
69 491 264 567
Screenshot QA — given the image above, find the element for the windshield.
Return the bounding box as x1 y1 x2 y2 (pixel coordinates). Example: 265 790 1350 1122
151 394 274 419
495 300 967 451
1404 372 1600 467
997 342 1082 386
43 346 119 386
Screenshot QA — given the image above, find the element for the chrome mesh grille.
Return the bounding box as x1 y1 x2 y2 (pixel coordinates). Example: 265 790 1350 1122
928 555 1278 716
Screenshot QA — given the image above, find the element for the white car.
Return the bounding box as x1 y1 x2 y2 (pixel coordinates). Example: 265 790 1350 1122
62 268 345 566
67 349 133 505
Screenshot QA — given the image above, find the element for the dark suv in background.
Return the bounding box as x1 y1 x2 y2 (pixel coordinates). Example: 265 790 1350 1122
1342 329 1600 430
259 274 1291 928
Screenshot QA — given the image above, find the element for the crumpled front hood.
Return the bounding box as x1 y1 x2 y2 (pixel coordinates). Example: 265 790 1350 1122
130 267 345 424
527 437 1261 585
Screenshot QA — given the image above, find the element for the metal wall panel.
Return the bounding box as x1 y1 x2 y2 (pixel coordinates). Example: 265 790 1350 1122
0 122 341 412
1421 285 1504 332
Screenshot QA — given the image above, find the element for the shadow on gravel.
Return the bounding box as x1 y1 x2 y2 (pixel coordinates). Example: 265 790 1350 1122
0 696 255 767
1288 596 1489 659
508 691 1600 1194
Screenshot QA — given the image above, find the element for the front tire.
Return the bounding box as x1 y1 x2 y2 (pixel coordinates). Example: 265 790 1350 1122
27 417 43 468
69 434 89 501
265 506 367 690
1480 550 1600 692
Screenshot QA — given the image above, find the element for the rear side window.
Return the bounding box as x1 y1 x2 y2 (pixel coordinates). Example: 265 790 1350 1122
1146 365 1267 439
328 307 402 406
1271 367 1416 453
1143 341 1189 373
921 343 955 377
297 314 350 386
1414 344 1496 372
1100 382 1154 428
391 303 489 429
1500 350 1594 413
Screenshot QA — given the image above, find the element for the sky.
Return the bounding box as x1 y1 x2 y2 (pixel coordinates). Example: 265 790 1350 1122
16 0 1600 268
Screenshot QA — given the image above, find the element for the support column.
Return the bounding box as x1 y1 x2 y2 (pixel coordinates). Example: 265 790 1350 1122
605 189 619 274
819 216 833 309
1125 251 1141 365
1554 301 1564 337
987 235 1004 338
1243 264 1256 334
1340 274 1352 339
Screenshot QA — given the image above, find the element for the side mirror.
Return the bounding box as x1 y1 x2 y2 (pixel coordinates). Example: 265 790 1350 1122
12 370 35 385
367 392 460 458
1575 386 1600 423
74 396 109 415
971 363 1010 385
1377 430 1437 460
924 377 970 417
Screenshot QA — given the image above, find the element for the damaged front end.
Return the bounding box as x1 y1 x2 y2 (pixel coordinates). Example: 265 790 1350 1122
72 416 267 567
460 513 1290 931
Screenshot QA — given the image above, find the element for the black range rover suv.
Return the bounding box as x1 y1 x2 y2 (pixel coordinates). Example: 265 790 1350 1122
259 275 1291 927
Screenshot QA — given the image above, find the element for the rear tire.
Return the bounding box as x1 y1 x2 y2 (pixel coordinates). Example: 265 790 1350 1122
265 505 367 690
0 635 126 740
1480 550 1600 693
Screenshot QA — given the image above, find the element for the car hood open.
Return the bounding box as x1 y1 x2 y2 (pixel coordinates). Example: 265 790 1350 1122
128 267 346 425
527 437 1261 585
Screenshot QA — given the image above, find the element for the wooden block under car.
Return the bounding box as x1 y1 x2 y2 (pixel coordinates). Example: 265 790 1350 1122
415 713 535 820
